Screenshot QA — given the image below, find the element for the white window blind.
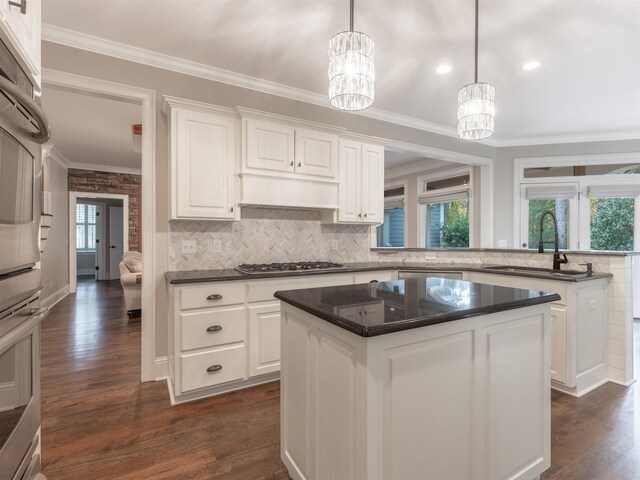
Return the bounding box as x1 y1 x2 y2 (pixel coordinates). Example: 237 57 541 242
586 184 640 198
384 196 404 209
525 185 578 200
418 189 469 205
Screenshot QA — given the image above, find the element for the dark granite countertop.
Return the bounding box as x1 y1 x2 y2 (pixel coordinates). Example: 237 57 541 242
274 277 562 337
165 262 612 284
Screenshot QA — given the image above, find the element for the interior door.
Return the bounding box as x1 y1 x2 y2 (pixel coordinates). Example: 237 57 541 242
109 206 124 280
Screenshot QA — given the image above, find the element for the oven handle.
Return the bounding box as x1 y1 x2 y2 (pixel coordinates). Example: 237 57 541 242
0 307 49 353
0 75 51 143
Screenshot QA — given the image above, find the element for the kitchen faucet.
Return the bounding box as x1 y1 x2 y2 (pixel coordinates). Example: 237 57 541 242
538 210 569 270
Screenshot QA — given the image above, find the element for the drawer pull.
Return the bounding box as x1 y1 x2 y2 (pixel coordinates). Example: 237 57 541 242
207 364 223 373
207 294 223 301
206 325 223 332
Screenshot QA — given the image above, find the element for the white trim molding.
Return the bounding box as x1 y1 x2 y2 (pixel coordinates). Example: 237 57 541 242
66 162 142 175
43 68 158 383
41 285 70 310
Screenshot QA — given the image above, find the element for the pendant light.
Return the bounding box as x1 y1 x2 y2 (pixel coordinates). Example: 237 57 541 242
328 0 375 111
457 0 495 140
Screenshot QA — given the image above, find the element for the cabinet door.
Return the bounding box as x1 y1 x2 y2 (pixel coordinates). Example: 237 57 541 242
174 109 236 219
550 306 567 384
360 143 384 224
337 140 361 222
294 129 338 179
0 0 40 84
249 302 281 376
245 119 295 173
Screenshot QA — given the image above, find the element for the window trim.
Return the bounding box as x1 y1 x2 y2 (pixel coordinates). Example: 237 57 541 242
417 167 474 248
372 179 408 248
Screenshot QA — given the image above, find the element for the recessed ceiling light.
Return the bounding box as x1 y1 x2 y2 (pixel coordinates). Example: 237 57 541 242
523 61 540 71
436 65 452 74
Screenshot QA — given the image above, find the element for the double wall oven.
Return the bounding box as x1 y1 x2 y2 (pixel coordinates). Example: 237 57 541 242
0 37 51 480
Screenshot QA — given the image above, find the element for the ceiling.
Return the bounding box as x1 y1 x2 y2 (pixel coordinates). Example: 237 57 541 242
41 0 640 144
385 151 458 172
41 86 142 171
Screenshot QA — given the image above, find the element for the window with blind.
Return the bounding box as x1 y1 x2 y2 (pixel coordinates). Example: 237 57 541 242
418 170 472 248
376 186 405 247
76 203 97 251
517 160 640 252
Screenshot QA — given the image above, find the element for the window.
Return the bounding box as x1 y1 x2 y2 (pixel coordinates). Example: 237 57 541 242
377 186 405 247
516 155 640 252
419 170 472 248
76 203 97 251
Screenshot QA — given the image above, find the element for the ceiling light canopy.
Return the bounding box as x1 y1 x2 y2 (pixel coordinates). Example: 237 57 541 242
523 60 541 70
436 65 452 74
457 0 495 140
328 0 375 111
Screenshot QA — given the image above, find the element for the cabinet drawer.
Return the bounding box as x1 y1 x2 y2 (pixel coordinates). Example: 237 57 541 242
180 307 246 351
247 274 350 302
180 283 245 309
354 271 393 284
180 344 246 392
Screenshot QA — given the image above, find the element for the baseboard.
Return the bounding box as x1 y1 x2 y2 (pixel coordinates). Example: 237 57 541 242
0 381 16 412
77 268 95 275
608 377 637 388
154 356 168 381
41 285 70 309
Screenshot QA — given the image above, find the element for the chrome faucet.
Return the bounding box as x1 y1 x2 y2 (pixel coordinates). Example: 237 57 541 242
538 211 569 271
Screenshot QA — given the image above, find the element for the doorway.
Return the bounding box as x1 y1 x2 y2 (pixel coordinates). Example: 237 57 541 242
73 195 128 286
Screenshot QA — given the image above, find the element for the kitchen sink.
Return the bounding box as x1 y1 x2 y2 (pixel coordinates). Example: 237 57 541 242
485 265 587 277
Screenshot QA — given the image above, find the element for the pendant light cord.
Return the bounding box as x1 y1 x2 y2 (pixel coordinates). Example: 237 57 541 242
350 0 354 31
474 0 479 83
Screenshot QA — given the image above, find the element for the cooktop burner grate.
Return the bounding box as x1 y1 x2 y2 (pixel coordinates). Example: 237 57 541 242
236 261 346 275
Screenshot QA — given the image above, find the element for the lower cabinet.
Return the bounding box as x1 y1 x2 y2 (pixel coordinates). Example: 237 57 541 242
464 271 607 397
167 270 395 404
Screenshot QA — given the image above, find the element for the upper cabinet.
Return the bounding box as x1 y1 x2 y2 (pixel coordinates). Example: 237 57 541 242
336 140 384 224
243 119 338 180
164 97 239 221
0 0 41 86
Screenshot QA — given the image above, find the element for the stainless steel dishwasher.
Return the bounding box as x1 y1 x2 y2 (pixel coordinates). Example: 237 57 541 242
397 270 463 280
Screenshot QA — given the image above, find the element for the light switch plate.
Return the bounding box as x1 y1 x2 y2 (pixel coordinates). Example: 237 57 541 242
181 240 196 254
332 240 339 250
498 239 508 248
424 252 437 260
588 300 597 311
213 240 222 253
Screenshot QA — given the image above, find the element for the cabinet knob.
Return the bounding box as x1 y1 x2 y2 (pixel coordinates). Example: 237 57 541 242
206 365 223 373
230 206 234 213
358 213 362 218
364 213 368 218
206 325 223 332
8 0 27 14
207 294 223 301
298 162 302 167
290 161 294 166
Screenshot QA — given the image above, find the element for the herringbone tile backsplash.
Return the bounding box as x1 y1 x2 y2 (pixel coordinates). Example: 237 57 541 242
169 207 373 270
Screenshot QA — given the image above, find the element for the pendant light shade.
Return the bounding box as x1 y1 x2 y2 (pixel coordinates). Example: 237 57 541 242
457 82 495 140
457 0 495 140
328 0 374 111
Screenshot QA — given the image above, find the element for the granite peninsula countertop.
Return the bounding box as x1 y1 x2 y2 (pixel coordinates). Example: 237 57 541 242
165 262 612 284
274 277 562 337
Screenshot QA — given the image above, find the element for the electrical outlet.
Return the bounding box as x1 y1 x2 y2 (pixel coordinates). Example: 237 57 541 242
588 300 597 311
424 252 437 260
332 240 339 250
498 239 508 248
181 240 196 254
213 240 222 253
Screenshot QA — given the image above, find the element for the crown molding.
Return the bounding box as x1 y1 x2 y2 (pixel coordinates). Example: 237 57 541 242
42 24 640 149
45 146 71 170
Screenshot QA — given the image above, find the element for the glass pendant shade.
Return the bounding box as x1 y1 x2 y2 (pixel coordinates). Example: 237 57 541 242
328 31 375 111
457 82 495 140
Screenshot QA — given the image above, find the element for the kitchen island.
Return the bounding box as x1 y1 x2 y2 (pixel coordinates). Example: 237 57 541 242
275 277 561 480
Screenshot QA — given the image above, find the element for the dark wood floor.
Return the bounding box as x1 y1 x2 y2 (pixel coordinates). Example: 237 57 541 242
41 279 639 479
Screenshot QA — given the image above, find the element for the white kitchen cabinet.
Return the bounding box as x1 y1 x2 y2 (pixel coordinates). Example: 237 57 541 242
0 0 40 86
243 119 338 180
245 119 295 173
463 271 607 396
165 97 239 221
336 140 384 224
248 302 282 377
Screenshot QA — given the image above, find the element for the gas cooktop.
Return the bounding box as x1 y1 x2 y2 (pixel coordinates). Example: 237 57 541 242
236 261 346 275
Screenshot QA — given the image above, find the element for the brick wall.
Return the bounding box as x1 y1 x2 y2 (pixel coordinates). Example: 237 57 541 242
68 169 142 252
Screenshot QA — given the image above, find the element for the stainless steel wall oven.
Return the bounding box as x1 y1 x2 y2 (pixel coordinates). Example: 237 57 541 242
0 36 50 480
